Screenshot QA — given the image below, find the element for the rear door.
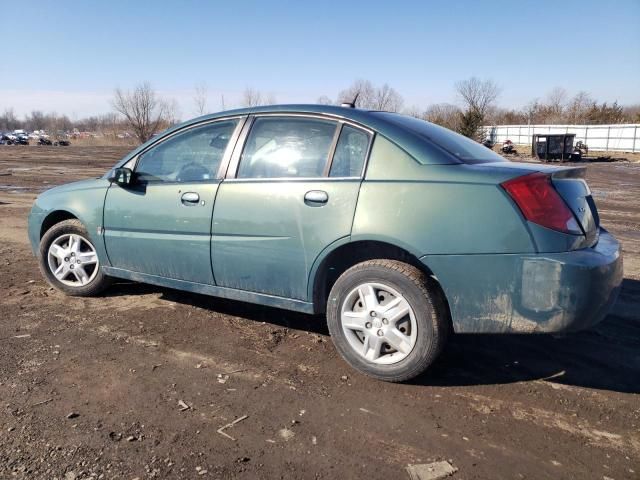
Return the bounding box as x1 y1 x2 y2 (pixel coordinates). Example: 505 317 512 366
211 115 372 300
103 118 243 284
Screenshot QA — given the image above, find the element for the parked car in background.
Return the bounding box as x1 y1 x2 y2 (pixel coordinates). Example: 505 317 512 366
38 137 53 146
27 105 623 382
55 139 71 146
15 133 29 145
2 133 17 145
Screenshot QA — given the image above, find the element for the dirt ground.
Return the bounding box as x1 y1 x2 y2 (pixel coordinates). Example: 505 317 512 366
0 145 638 480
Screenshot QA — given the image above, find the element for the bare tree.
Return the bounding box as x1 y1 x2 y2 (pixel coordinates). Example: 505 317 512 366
337 79 375 108
336 80 404 111
423 103 462 131
624 104 640 123
26 110 47 131
455 77 500 139
193 82 208 115
0 108 20 131
489 107 528 125
566 91 593 124
545 87 568 117
455 77 501 118
112 82 168 143
241 88 275 107
403 105 422 118
316 95 333 105
165 99 181 126
242 88 262 107
372 84 404 112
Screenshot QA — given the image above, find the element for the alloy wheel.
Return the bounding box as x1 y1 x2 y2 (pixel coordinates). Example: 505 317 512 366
340 282 417 365
47 233 99 287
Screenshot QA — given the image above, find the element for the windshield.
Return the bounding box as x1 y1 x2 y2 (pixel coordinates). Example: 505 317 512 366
373 112 507 164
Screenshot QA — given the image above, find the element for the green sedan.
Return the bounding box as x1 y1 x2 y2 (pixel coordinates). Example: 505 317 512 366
28 105 623 382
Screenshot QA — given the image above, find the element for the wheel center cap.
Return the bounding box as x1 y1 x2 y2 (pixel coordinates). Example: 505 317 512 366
372 318 382 329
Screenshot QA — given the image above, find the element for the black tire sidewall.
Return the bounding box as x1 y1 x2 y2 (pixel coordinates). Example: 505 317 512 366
38 219 110 296
327 262 444 382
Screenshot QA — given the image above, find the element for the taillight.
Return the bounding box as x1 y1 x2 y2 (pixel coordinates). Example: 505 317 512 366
501 172 580 234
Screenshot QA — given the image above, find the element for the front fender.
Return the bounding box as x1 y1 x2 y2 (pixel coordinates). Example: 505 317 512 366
28 179 110 264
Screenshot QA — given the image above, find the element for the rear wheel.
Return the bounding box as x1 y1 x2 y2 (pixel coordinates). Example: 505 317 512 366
39 219 111 296
326 259 448 382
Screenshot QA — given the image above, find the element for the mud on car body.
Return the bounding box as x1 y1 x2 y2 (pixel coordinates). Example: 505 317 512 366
28 104 623 382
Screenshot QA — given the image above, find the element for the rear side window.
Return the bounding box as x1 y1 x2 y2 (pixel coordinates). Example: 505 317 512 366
237 117 337 178
329 126 370 177
373 112 506 164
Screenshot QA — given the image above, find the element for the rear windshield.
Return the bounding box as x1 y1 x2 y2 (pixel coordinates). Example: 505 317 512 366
373 112 507 164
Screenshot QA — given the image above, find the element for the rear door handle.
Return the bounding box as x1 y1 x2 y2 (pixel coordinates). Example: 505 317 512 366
304 190 329 206
181 192 200 205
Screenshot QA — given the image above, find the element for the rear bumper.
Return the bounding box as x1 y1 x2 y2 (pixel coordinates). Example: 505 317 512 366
421 228 623 333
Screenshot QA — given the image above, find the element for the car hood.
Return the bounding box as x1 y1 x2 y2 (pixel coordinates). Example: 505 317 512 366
38 178 110 199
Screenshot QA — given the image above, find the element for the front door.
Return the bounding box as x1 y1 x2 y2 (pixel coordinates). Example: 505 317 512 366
103 118 241 284
212 116 372 300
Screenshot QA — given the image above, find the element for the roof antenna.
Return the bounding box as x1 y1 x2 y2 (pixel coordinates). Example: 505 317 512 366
341 92 359 108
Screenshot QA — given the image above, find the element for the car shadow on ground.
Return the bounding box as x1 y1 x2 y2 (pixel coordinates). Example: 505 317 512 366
103 279 639 394
104 280 329 335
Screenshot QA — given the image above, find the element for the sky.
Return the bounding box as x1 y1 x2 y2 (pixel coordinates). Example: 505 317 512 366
1 0 639 120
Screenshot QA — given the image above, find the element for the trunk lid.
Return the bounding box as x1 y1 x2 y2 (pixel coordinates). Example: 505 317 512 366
549 167 599 246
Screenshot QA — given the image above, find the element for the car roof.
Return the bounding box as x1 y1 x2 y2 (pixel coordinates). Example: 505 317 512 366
189 104 403 134
121 104 460 166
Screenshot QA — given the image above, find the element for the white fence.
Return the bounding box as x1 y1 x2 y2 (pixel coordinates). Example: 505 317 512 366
482 124 640 153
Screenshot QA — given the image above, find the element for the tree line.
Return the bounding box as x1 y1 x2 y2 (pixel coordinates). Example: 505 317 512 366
1 79 638 143
321 78 639 141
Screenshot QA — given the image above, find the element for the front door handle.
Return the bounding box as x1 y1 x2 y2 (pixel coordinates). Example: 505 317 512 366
181 192 200 205
304 190 328 206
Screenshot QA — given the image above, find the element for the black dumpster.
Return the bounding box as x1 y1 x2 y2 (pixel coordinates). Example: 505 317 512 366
532 133 576 162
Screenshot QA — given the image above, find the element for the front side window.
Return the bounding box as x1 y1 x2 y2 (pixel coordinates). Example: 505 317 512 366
135 119 239 183
329 125 370 177
237 117 337 179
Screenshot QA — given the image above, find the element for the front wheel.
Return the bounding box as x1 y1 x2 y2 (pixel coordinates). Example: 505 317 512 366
326 259 448 382
38 219 111 296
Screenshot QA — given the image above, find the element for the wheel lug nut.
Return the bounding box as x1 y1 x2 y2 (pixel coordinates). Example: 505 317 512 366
70 265 74 269
382 318 388 325
64 257 69 262
77 260 81 264
370 311 377 317
377 329 384 337
365 322 372 329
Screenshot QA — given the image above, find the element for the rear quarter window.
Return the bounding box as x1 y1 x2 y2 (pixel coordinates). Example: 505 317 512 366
373 112 507 164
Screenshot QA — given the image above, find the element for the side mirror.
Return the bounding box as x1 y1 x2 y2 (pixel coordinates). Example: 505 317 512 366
108 167 133 186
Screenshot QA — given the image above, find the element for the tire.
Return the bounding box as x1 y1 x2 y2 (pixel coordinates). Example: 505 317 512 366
326 259 448 382
38 219 112 296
